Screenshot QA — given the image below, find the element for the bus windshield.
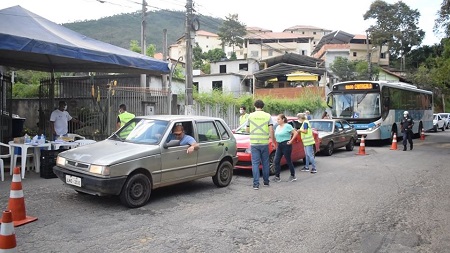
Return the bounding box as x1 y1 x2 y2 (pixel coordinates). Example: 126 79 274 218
332 92 381 119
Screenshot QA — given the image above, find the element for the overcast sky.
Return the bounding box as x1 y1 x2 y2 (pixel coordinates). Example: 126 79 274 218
0 0 444 46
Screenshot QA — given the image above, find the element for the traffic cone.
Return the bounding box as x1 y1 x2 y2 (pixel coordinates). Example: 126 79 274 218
7 167 37 227
390 133 398 150
356 135 366 155
420 128 425 140
0 210 17 252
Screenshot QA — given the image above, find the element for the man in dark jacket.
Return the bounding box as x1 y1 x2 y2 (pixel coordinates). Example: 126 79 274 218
400 111 414 151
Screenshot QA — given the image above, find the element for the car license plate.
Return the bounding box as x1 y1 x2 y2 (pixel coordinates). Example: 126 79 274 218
65 175 81 187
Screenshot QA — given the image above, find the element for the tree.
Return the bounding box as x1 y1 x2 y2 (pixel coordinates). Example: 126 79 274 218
217 14 247 49
129 40 156 57
364 0 425 62
329 57 357 81
193 44 204 69
434 0 450 37
203 48 226 62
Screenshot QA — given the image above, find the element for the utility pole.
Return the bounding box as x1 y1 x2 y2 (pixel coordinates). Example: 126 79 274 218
366 31 372 80
141 0 147 90
185 0 194 115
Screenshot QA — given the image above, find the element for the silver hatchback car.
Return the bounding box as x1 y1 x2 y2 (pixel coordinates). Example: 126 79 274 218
53 115 238 208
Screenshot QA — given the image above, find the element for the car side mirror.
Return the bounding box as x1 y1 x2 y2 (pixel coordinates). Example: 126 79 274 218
163 139 181 149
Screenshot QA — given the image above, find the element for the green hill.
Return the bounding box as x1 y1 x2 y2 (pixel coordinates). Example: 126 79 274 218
63 10 223 53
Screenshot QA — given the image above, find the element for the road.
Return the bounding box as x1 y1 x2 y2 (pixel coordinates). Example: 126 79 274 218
0 131 449 253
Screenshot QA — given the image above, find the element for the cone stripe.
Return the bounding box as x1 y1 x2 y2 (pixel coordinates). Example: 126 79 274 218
9 190 24 199
0 211 17 250
12 174 21 182
7 167 37 227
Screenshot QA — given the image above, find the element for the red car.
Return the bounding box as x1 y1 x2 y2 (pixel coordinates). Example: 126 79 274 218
233 116 320 175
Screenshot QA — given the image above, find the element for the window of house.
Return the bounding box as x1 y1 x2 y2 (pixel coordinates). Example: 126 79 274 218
353 52 357 57
380 53 386 59
250 51 259 57
313 41 316 45
193 82 198 92
301 50 307 55
313 31 317 35
212 81 223 91
239 63 248 71
302 31 305 34
219 65 226 73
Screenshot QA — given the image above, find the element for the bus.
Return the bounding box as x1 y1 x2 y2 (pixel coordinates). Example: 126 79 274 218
326 80 433 141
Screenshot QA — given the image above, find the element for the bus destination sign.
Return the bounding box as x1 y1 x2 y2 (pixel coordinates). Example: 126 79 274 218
344 83 373 90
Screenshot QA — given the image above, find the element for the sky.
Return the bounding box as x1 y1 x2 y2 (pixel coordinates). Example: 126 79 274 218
0 0 444 46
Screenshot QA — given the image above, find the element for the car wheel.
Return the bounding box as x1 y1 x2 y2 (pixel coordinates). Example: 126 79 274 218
119 173 152 208
324 142 334 156
212 161 233 187
442 125 445 131
269 152 276 175
346 138 355 151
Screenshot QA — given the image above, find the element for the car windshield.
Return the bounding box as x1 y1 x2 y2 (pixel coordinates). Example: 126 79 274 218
310 121 333 132
111 118 169 144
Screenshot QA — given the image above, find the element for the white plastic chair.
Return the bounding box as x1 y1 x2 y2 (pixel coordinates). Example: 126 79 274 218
0 142 13 181
12 149 36 176
75 139 96 147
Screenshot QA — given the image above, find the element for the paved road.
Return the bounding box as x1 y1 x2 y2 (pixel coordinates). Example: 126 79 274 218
1 131 449 253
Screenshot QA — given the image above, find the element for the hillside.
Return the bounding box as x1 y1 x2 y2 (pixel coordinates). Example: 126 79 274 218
63 10 223 53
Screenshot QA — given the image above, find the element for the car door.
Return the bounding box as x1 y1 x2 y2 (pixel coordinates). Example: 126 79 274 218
288 120 303 161
160 121 198 184
333 121 346 148
341 120 354 146
195 120 227 176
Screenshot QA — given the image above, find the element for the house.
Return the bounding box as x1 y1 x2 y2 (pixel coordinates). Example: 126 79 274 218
168 30 233 62
283 25 333 53
234 31 314 60
312 30 390 69
193 58 260 97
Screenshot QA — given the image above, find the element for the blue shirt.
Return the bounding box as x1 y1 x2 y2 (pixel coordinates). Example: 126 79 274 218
167 134 196 146
275 124 294 143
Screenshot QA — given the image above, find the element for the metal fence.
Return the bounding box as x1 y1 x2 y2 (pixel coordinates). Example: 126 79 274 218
39 75 172 140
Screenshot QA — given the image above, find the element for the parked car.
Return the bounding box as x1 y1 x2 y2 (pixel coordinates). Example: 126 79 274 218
53 115 238 208
438 113 450 129
309 119 358 156
432 113 446 132
233 116 320 175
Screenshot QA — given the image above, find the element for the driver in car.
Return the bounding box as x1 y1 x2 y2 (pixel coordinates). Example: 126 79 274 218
167 125 199 154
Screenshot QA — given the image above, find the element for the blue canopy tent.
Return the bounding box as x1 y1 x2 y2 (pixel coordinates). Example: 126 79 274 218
0 5 170 75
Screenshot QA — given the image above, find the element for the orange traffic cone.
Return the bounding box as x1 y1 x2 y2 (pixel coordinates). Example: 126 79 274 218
356 135 366 155
7 167 37 227
0 210 17 252
390 133 398 150
420 128 425 140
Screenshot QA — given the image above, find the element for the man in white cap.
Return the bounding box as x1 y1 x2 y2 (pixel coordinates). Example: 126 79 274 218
400 111 414 151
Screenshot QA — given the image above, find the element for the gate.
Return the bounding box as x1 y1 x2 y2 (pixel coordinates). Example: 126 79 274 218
39 74 171 140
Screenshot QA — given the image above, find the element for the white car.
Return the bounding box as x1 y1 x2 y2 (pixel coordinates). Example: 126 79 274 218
438 113 450 129
432 114 446 132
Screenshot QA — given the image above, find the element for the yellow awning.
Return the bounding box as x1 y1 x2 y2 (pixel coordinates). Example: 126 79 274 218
267 71 318 82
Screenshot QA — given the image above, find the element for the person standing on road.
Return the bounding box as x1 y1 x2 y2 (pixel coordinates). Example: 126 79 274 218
273 114 298 182
400 110 414 151
50 101 84 140
297 113 317 173
116 104 135 138
238 106 249 132
305 110 312 120
246 99 275 190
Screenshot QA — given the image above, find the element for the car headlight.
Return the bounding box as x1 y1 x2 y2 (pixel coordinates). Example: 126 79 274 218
89 165 111 176
56 156 66 167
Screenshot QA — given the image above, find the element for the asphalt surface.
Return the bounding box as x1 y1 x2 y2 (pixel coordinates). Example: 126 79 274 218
0 131 449 253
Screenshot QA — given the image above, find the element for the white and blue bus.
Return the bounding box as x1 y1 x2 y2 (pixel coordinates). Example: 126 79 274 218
326 80 433 141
